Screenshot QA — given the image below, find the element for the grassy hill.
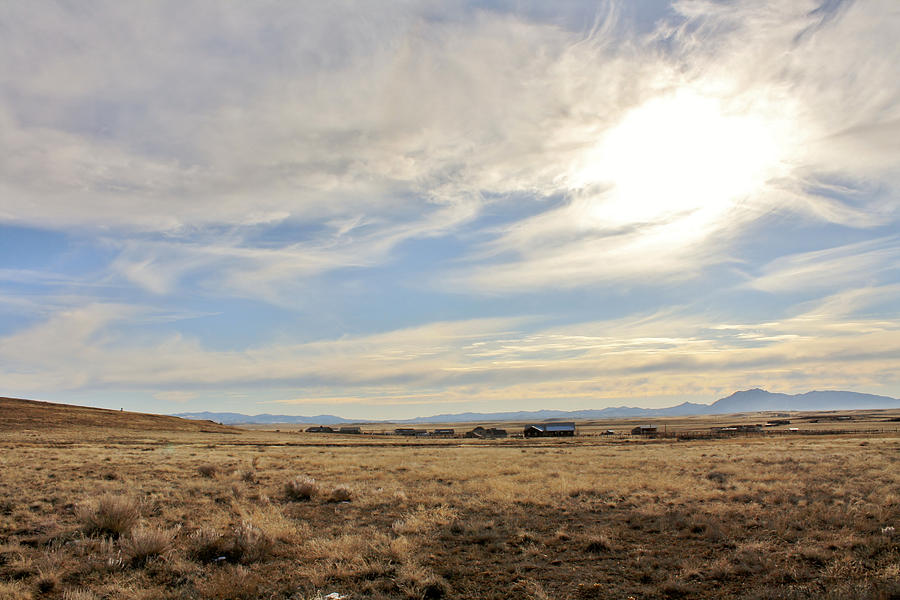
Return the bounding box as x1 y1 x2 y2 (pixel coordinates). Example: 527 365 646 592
0 396 236 433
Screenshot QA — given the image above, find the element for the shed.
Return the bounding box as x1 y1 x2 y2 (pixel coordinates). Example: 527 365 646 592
338 426 361 434
524 422 576 437
630 425 657 436
395 428 426 436
305 425 334 433
465 426 507 439
432 428 455 437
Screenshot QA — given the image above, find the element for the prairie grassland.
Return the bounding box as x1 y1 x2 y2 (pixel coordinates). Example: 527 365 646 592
0 426 898 600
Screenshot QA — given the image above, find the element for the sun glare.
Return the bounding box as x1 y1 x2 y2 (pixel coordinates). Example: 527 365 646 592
571 90 788 236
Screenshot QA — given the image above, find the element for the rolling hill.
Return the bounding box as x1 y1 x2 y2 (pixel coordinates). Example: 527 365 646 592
0 396 236 433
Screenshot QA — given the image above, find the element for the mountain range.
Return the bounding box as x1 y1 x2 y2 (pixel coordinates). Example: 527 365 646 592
174 388 900 425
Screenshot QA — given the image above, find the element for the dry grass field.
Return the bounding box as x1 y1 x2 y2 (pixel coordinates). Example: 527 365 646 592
1 399 898 600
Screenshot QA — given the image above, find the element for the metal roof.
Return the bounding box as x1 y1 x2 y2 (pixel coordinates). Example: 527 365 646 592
527 422 575 432
545 423 576 431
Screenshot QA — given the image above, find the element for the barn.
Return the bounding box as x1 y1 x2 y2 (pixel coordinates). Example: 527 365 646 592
394 428 427 436
305 425 334 433
631 425 657 435
524 422 576 437
465 426 507 439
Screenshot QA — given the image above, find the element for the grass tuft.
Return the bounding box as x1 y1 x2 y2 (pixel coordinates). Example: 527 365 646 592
196 464 218 478
195 565 261 600
76 495 140 538
120 526 175 566
706 471 729 485
327 486 352 503
34 572 58 595
187 528 229 563
62 590 98 600
231 521 273 564
284 477 318 501
187 523 272 564
396 563 450 600
583 534 615 553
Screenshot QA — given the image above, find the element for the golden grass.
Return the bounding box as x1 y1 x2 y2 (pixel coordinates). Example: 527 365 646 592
284 477 319 501
0 411 898 599
76 495 141 538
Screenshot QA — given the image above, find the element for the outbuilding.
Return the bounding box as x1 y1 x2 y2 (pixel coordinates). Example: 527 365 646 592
465 426 507 439
395 428 427 436
630 425 657 436
524 422 576 437
305 425 334 433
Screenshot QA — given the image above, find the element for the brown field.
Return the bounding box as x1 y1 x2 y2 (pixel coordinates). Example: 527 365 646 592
1 399 898 600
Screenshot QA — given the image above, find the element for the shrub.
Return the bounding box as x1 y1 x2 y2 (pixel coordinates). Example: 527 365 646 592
195 565 261 600
658 579 692 599
187 528 226 563
231 522 272 564
583 535 614 553
63 590 98 600
197 464 218 478
0 499 14 515
120 526 175 566
396 563 449 600
187 523 272 564
284 478 318 501
77 495 140 538
327 486 352 503
574 583 605 599
34 572 58 595
706 471 729 485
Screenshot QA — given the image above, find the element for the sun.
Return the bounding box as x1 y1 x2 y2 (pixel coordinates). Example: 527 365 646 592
569 89 790 237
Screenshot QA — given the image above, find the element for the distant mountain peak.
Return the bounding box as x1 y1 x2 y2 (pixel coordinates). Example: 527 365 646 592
710 389 897 413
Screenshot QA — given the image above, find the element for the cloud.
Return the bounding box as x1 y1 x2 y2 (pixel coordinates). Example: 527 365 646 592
153 390 198 404
2 1 897 301
1 290 897 412
748 237 900 293
0 3 578 233
449 0 900 292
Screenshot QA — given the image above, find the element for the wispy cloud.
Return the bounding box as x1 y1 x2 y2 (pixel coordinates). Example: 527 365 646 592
2 289 896 414
4 1 894 301
748 237 900 293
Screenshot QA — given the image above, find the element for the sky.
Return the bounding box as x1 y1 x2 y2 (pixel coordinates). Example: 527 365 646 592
1 0 898 420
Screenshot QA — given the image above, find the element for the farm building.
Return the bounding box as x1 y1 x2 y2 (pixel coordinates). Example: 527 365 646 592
712 424 763 433
631 425 657 435
305 425 334 433
338 426 361 434
465 426 507 439
394 428 427 436
524 422 576 437
432 428 455 437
